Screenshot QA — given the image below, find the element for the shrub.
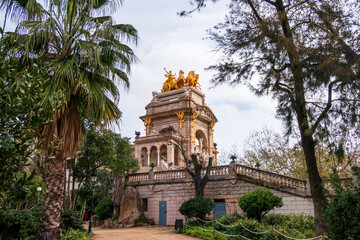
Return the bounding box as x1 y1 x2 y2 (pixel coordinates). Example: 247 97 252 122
94 199 114 221
135 213 148 224
324 170 360 239
61 211 84 231
62 228 91 240
0 209 40 240
179 196 214 220
238 188 283 222
263 214 315 233
184 226 226 240
184 214 316 240
214 213 243 231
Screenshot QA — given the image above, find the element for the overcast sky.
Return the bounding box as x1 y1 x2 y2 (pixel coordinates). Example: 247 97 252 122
1 0 283 160
113 0 283 157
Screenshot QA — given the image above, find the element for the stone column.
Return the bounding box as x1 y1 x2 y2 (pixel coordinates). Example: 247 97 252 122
229 161 237 177
149 168 155 180
147 147 150 166
170 144 175 165
157 149 160 166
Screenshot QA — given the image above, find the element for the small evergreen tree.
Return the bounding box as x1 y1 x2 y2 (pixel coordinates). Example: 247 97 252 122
238 189 283 222
179 196 214 221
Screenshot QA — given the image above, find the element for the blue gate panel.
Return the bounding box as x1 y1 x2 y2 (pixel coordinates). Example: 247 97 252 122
159 201 167 225
213 202 226 218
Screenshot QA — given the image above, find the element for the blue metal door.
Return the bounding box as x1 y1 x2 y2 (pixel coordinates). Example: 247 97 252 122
213 202 226 218
159 201 167 225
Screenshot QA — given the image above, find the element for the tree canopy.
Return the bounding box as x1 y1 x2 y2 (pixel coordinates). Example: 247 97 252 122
2 0 138 237
185 0 360 235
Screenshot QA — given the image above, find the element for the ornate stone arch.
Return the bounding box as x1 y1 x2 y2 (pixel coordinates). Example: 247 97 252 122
195 129 208 153
160 144 167 161
150 146 158 166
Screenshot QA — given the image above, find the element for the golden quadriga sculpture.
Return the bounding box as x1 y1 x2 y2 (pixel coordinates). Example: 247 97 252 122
161 68 201 92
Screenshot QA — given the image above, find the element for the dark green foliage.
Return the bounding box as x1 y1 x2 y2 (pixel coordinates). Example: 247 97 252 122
238 189 283 222
94 199 114 221
214 213 243 231
184 214 316 240
179 196 214 220
70 128 139 213
62 228 91 240
134 213 148 224
324 170 360 239
61 211 84 231
0 209 41 240
0 55 56 204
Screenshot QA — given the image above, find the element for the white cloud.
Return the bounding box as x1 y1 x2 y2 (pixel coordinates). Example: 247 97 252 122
0 0 284 155
114 0 284 155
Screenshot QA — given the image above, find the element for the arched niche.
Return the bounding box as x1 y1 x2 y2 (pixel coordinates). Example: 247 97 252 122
140 147 148 166
160 145 167 161
195 129 208 153
150 146 158 166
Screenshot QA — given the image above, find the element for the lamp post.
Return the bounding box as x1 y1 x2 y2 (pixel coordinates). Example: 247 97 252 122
36 187 42 204
88 170 97 234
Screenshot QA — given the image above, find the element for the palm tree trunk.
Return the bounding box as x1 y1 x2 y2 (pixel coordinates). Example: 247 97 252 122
38 155 65 240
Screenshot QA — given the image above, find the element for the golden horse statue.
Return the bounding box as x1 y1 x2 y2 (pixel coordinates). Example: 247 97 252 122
176 70 185 89
161 69 201 92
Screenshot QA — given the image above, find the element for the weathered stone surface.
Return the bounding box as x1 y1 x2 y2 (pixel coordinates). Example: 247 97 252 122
117 186 142 227
101 220 112 228
134 87 218 170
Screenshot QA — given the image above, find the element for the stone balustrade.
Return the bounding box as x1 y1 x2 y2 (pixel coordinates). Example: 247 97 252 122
126 164 353 197
210 165 229 176
154 169 187 180
127 164 308 193
128 172 149 182
235 165 307 192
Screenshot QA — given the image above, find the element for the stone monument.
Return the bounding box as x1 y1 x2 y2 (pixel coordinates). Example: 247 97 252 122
133 69 218 169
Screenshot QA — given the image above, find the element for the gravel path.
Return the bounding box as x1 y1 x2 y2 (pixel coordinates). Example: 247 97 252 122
91 226 200 240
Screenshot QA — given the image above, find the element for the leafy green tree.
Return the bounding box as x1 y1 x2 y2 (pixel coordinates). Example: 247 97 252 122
110 135 139 216
184 0 360 234
324 167 360 239
67 128 138 217
238 189 283 222
68 127 116 210
0 52 56 207
3 0 138 237
179 196 214 221
94 199 113 221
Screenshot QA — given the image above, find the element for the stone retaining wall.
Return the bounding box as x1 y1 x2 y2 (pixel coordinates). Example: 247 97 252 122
135 178 314 225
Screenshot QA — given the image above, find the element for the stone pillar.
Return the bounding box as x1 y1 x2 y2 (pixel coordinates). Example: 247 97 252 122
149 168 155 180
147 147 150 166
229 161 237 177
170 144 175 165
157 150 160 166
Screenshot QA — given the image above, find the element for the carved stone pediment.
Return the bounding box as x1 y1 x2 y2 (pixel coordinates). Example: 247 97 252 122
193 105 218 122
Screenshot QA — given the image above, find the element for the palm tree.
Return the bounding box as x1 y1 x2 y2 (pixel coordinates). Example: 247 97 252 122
4 0 138 238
